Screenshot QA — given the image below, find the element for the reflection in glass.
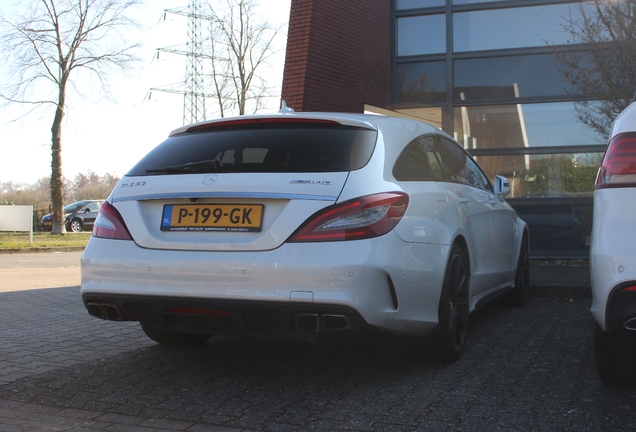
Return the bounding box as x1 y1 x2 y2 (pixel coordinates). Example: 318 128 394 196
453 102 605 150
453 0 506 3
454 3 596 52
454 54 579 101
511 203 592 253
397 0 445 9
473 153 603 198
397 15 446 56
398 62 446 103
388 107 443 129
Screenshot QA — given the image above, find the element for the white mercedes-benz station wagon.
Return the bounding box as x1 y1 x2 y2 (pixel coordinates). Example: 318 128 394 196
591 102 636 385
81 110 529 362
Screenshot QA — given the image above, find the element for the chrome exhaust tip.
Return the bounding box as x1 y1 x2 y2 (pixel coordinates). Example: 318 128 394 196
295 314 319 332
86 302 124 321
321 314 353 331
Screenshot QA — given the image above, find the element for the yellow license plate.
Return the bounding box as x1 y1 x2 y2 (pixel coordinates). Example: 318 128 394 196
161 204 263 232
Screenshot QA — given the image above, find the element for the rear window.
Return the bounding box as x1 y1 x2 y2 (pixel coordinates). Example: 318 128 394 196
127 124 377 176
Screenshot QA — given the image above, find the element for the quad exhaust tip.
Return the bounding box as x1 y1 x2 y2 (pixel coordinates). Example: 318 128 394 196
295 313 353 332
86 302 125 321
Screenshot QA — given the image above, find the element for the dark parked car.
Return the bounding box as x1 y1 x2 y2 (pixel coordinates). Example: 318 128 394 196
41 200 103 232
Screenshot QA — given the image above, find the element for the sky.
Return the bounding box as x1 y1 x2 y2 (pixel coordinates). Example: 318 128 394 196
0 0 292 185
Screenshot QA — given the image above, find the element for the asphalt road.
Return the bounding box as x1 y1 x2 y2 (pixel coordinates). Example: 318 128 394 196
0 252 634 431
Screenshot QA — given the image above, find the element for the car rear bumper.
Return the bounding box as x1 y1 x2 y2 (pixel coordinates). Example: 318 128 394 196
80 236 449 337
590 189 636 331
591 252 636 332
82 293 370 340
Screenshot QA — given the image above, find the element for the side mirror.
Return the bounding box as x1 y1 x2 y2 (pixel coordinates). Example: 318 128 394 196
494 175 510 200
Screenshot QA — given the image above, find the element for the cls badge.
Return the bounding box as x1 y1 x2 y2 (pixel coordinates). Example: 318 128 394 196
121 181 146 188
290 180 332 185
203 175 218 185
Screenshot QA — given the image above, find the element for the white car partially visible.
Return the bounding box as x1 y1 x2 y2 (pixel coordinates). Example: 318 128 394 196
81 110 529 362
591 102 636 385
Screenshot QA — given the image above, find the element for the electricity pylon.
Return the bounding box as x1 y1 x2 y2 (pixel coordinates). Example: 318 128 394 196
149 0 212 125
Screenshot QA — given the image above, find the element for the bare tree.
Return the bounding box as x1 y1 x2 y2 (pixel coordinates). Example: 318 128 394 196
72 170 119 201
0 170 117 212
0 0 140 234
0 179 53 210
205 0 283 117
557 0 636 137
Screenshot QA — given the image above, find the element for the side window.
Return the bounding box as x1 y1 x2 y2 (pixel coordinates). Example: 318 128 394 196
87 202 99 211
429 151 444 180
393 135 436 181
465 157 493 192
435 137 472 184
437 137 493 191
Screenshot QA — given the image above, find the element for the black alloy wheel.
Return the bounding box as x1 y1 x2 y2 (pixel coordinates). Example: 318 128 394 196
506 236 530 307
422 244 469 362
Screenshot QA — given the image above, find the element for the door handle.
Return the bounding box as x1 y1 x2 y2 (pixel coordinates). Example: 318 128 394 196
457 196 470 205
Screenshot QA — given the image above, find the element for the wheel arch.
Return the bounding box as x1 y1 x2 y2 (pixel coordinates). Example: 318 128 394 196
451 234 471 280
515 218 529 263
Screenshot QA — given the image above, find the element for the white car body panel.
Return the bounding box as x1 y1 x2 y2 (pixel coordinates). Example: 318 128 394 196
438 181 497 294
82 234 448 336
112 172 349 252
610 102 636 137
590 184 636 329
81 111 526 341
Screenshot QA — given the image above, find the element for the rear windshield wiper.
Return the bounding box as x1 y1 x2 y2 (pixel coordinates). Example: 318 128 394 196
145 158 223 174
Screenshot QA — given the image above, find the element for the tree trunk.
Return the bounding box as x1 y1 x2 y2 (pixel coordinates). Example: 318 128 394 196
50 80 66 235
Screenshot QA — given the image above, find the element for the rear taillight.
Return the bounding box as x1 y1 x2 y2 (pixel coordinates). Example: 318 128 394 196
596 132 636 188
92 201 132 240
287 193 409 243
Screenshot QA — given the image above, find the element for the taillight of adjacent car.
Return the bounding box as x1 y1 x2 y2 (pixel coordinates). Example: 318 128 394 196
596 132 636 188
287 192 409 242
92 201 133 240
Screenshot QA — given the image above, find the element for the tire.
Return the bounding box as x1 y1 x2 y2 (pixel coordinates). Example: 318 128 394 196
594 321 636 387
504 236 530 307
423 244 470 362
69 219 83 233
140 323 211 346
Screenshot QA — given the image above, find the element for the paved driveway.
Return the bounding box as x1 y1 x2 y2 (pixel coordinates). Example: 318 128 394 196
0 252 634 431
0 251 81 292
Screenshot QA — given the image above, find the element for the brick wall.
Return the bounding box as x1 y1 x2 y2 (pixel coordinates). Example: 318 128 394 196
281 0 391 113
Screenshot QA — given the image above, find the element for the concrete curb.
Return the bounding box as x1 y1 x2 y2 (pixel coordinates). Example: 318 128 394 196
0 246 86 254
529 259 591 299
529 284 591 299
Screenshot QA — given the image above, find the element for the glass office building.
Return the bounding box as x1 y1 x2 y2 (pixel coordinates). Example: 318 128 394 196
391 0 611 257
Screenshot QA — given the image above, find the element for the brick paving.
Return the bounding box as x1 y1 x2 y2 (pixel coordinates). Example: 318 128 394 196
0 253 634 431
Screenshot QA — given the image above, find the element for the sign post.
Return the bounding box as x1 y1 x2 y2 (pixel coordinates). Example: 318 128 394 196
0 206 34 244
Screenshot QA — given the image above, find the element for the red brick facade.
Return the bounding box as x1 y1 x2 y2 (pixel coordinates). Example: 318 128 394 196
281 0 391 113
